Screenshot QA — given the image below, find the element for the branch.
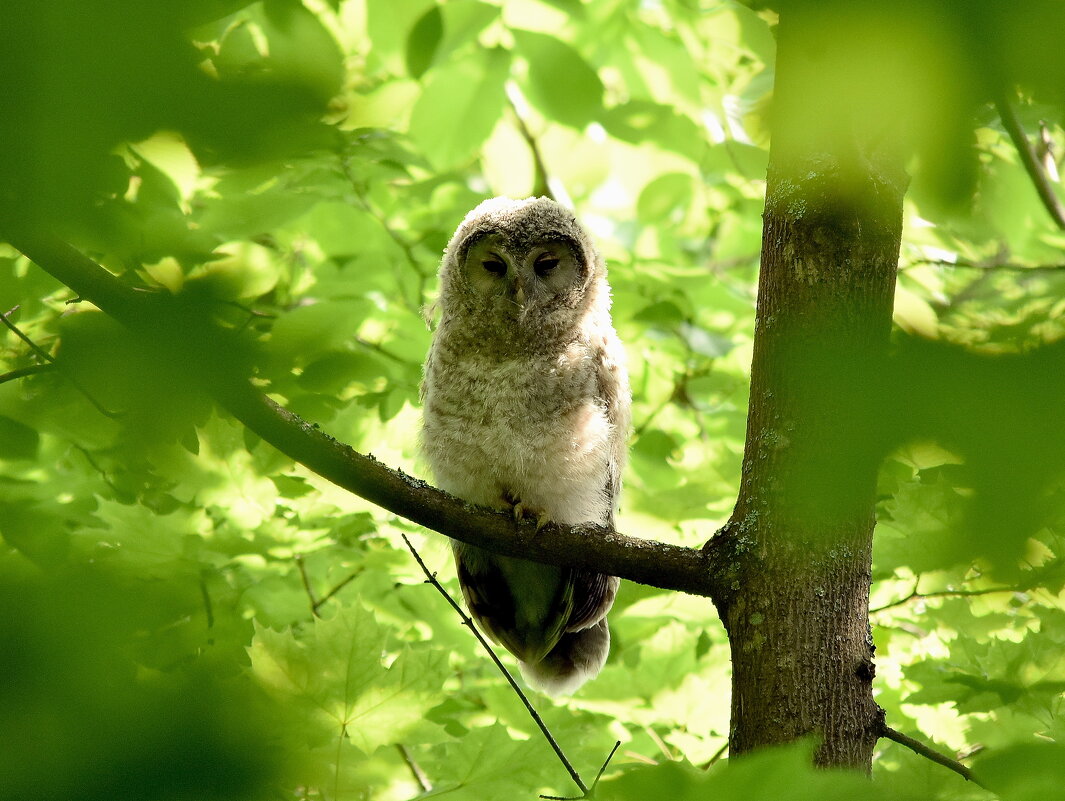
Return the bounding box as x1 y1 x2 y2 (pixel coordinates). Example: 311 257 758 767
0 223 715 599
995 93 1065 231
880 725 986 789
400 533 589 797
0 363 53 386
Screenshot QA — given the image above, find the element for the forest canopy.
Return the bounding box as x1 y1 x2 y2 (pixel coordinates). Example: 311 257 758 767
1 1 1064 799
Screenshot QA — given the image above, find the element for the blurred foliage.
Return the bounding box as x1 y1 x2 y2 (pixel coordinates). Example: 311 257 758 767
0 0 1064 799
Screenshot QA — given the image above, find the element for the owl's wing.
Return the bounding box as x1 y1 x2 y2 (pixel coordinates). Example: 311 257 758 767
565 570 619 632
454 543 574 664
561 331 628 635
593 328 632 517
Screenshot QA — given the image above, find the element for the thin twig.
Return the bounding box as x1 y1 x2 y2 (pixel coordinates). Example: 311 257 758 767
295 554 321 618
880 725 986 789
335 148 431 315
396 743 432 793
591 741 622 789
996 92 1065 231
2 304 55 362
871 584 1017 614
644 725 677 762
700 740 729 770
622 750 658 766
0 363 53 385
506 84 556 202
354 336 408 365
1 305 120 418
399 533 589 797
908 258 1065 272
199 572 215 630
541 740 623 800
73 444 126 499
312 569 362 614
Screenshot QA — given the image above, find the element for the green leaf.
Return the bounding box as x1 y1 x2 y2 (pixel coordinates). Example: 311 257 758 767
420 724 549 799
637 172 694 222
249 606 446 754
409 47 511 168
677 322 736 359
600 742 905 801
512 30 603 128
0 415 38 460
975 743 1065 801
602 101 704 160
262 0 345 102
269 300 375 365
407 5 443 78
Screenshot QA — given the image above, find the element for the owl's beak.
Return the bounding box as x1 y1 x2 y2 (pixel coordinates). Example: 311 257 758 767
514 280 526 308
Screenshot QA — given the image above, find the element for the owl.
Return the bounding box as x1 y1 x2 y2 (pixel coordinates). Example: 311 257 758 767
420 196 631 695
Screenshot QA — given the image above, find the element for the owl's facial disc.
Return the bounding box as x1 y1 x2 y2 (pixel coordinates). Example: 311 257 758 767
460 233 583 317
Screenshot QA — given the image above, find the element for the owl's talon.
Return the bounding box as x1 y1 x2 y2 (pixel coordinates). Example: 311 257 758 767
510 501 550 533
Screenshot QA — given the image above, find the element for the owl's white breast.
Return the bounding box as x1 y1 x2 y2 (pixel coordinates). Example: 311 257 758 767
421 338 615 527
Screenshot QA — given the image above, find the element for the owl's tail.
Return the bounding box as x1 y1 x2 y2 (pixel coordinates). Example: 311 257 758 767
519 618 610 696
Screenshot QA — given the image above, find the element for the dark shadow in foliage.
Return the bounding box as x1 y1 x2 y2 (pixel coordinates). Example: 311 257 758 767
0 0 338 231
0 565 290 801
774 0 1065 214
776 327 1065 576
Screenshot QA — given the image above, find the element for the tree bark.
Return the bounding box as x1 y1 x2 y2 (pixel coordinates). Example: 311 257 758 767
706 9 908 770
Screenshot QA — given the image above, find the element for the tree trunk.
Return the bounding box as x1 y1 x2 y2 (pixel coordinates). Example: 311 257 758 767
707 9 908 770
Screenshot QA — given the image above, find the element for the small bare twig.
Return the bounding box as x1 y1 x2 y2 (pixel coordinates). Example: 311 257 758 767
870 582 1017 614
199 572 215 630
354 336 408 365
72 444 127 499
700 740 729 770
592 741 622 788
0 363 53 385
541 740 622 800
996 92 1065 231
506 83 557 202
2 304 56 362
644 725 677 762
396 743 432 793
336 152 429 314
1 305 120 418
907 258 1065 272
399 533 589 797
880 725 986 789
312 569 362 615
295 554 320 618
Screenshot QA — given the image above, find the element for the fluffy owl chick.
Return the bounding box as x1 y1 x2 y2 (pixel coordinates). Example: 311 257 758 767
421 196 630 695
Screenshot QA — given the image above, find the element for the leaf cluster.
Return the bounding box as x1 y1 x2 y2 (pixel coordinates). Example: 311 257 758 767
1 0 1064 799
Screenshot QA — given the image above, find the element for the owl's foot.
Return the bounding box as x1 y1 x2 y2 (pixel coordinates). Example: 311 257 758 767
511 501 552 533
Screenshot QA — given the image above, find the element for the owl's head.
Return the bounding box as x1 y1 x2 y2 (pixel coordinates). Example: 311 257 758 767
438 197 606 329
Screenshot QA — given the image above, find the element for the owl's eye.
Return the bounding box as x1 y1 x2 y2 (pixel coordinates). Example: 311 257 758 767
482 259 507 277
534 256 560 277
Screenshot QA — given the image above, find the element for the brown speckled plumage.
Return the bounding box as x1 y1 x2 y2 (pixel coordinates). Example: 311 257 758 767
421 197 630 695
